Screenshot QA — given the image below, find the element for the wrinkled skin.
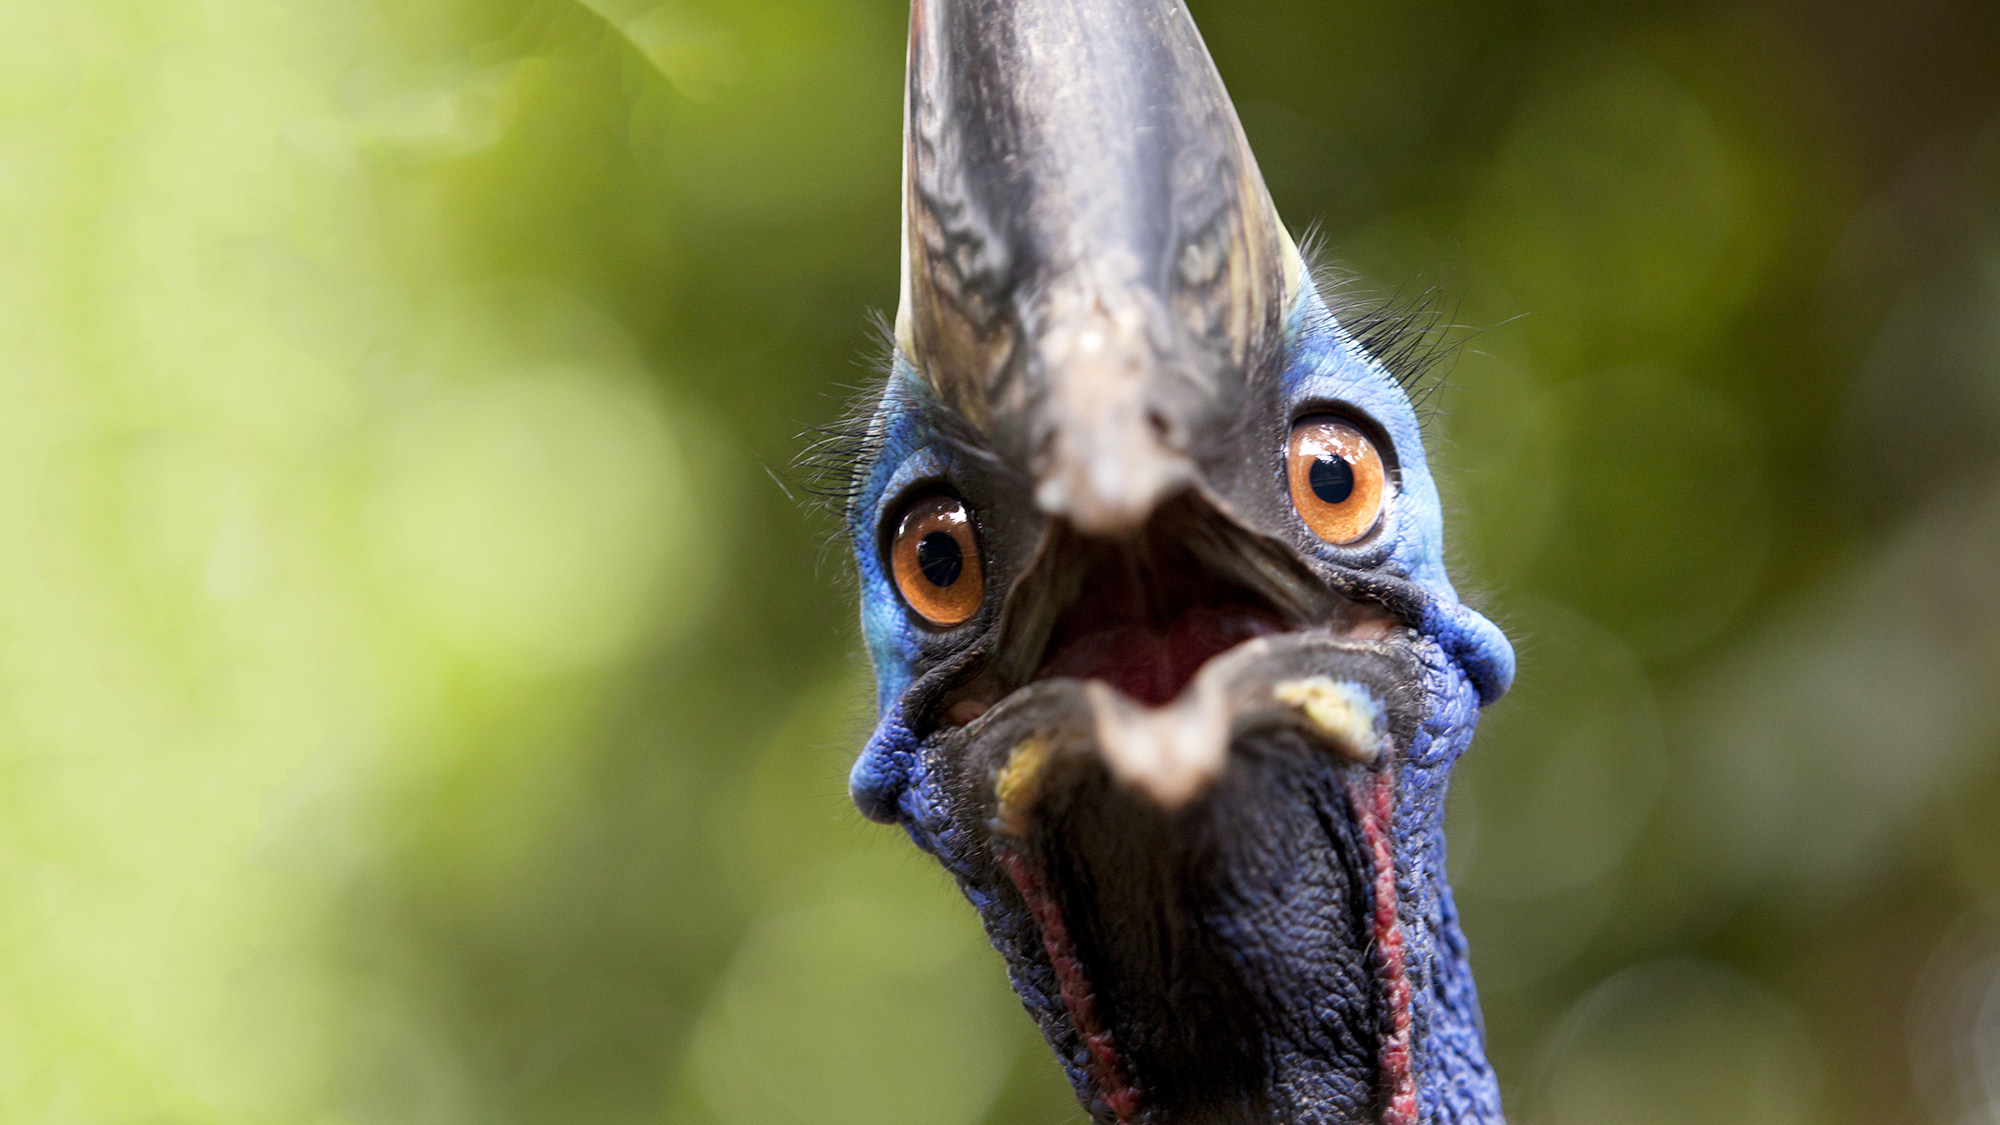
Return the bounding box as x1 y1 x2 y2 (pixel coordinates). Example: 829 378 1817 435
842 2 1515 1123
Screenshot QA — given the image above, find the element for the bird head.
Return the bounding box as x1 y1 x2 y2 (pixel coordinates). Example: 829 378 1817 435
840 2 1516 1121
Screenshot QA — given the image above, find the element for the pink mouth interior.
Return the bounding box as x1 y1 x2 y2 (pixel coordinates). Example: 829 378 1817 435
1036 598 1288 708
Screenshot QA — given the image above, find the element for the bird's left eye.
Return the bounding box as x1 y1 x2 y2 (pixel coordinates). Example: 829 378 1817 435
890 493 984 627
1288 416 1386 545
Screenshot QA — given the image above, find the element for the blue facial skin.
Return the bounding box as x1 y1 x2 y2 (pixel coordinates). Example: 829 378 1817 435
847 272 1516 1124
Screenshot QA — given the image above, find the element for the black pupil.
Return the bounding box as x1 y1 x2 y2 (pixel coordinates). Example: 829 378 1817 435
915 531 964 588
1309 455 1355 504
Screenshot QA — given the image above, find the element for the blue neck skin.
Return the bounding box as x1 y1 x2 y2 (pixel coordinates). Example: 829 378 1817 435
846 276 1516 1123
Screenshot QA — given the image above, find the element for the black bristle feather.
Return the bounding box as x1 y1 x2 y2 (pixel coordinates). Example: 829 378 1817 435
793 391 896 517
792 308 1025 524
786 312 905 581
791 309 901 522
1295 226 1466 429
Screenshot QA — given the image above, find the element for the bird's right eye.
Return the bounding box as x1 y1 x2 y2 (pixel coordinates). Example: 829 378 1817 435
890 493 984 627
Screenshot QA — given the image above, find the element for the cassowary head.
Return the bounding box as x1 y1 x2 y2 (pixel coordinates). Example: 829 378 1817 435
837 1 1516 1122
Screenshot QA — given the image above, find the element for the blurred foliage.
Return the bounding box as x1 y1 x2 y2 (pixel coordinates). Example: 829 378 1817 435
0 1 1995 1123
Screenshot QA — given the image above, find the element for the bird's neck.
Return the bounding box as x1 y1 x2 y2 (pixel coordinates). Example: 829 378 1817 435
1149 638 1504 1125
1382 640 1504 1125
1385 809 1504 1124
1018 692 1502 1125
892 636 1505 1124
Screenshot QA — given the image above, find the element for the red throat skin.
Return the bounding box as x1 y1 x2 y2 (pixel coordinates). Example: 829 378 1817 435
1002 851 1145 1123
1350 767 1417 1125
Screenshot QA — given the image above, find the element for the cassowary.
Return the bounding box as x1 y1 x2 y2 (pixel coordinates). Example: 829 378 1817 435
834 1 1515 1121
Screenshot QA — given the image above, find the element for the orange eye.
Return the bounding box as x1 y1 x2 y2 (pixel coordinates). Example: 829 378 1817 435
890 494 984 627
1287 416 1386 545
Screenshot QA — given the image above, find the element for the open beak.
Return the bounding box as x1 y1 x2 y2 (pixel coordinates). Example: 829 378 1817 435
935 492 1417 814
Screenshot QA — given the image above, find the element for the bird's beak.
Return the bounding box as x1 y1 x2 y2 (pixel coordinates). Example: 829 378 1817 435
941 498 1413 812
896 0 1304 537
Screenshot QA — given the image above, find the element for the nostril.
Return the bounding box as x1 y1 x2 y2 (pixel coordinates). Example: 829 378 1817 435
1145 407 1172 442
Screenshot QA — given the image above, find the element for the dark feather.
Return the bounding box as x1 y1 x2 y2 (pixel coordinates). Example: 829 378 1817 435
1296 227 1465 427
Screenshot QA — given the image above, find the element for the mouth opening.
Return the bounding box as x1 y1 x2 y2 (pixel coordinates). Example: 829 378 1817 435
937 493 1402 730
1034 540 1289 707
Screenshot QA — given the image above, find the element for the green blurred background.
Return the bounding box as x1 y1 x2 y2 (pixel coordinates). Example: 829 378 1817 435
1 1 1997 1122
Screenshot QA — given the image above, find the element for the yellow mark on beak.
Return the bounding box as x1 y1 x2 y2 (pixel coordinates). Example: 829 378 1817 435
1273 677 1382 764
994 735 1055 836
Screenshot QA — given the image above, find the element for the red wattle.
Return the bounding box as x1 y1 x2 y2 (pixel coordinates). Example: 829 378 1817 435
1002 851 1144 1123
1351 768 1417 1125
